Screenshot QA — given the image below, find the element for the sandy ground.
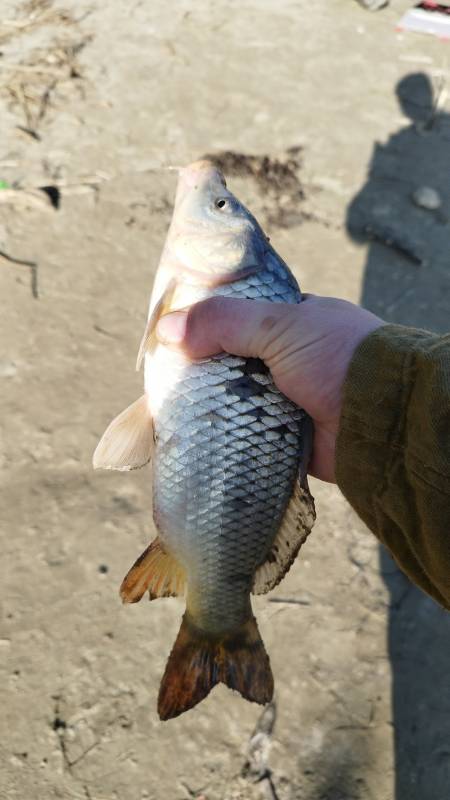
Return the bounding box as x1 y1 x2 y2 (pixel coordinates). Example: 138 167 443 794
1 1 450 798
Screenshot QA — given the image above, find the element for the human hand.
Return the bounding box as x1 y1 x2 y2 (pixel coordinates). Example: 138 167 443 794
157 295 384 483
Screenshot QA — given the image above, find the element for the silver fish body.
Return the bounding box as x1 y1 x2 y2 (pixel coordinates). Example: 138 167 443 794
94 160 315 719
153 256 309 635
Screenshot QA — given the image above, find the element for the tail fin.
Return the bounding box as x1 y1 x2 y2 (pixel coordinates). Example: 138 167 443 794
158 614 273 721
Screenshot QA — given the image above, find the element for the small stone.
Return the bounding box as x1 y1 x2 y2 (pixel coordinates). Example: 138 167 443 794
0 360 17 378
356 0 389 9
412 186 441 211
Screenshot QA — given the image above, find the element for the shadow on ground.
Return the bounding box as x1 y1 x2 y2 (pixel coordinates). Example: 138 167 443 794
347 72 450 800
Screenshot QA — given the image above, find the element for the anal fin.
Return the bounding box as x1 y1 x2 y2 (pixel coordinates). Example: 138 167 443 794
93 394 153 471
120 537 186 603
252 476 316 595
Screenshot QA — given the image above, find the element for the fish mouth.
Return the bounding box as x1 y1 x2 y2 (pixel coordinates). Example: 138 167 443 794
173 159 228 212
179 159 227 188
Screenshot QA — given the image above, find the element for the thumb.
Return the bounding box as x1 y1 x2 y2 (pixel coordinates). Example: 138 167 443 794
156 296 300 363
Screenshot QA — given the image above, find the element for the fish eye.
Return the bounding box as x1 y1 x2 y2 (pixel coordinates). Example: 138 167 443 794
215 198 228 209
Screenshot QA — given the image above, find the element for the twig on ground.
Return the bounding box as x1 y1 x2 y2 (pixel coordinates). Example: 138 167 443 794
242 702 280 799
363 223 425 266
424 75 448 131
0 63 61 75
0 187 54 209
0 249 39 298
268 597 311 606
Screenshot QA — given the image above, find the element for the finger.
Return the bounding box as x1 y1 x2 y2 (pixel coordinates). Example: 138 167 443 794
156 296 298 361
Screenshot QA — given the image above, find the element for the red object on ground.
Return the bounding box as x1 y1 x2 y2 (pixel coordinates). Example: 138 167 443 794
420 2 450 14
398 2 450 36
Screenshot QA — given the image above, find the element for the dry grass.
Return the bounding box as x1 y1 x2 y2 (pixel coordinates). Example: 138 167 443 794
0 0 91 138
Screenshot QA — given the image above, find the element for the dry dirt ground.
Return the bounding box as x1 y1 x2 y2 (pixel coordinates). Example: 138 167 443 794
1 1 450 799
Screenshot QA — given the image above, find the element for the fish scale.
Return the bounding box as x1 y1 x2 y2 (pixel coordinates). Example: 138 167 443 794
152 269 308 634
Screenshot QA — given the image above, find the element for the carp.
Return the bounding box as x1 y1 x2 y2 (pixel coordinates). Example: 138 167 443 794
94 160 315 720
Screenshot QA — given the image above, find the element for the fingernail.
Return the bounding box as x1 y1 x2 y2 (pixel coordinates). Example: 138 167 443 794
156 311 188 344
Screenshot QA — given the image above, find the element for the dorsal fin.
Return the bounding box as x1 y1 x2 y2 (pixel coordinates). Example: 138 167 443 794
252 477 316 595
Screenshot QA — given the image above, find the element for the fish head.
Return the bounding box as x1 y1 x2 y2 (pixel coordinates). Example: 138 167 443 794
167 160 267 285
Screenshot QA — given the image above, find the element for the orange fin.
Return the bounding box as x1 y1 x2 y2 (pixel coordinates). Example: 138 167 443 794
136 277 178 371
252 476 316 595
158 614 273 721
93 394 153 471
120 537 186 603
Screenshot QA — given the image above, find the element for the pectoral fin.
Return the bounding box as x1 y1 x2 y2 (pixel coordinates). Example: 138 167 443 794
120 537 186 603
136 277 178 371
93 394 153 471
252 476 316 595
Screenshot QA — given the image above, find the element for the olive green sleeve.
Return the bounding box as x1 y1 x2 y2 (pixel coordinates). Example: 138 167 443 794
336 325 450 609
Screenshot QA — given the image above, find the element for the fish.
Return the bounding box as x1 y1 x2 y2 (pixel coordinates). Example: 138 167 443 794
93 160 316 720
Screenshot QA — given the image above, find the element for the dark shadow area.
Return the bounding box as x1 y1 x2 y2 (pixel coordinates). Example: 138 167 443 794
347 72 450 799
